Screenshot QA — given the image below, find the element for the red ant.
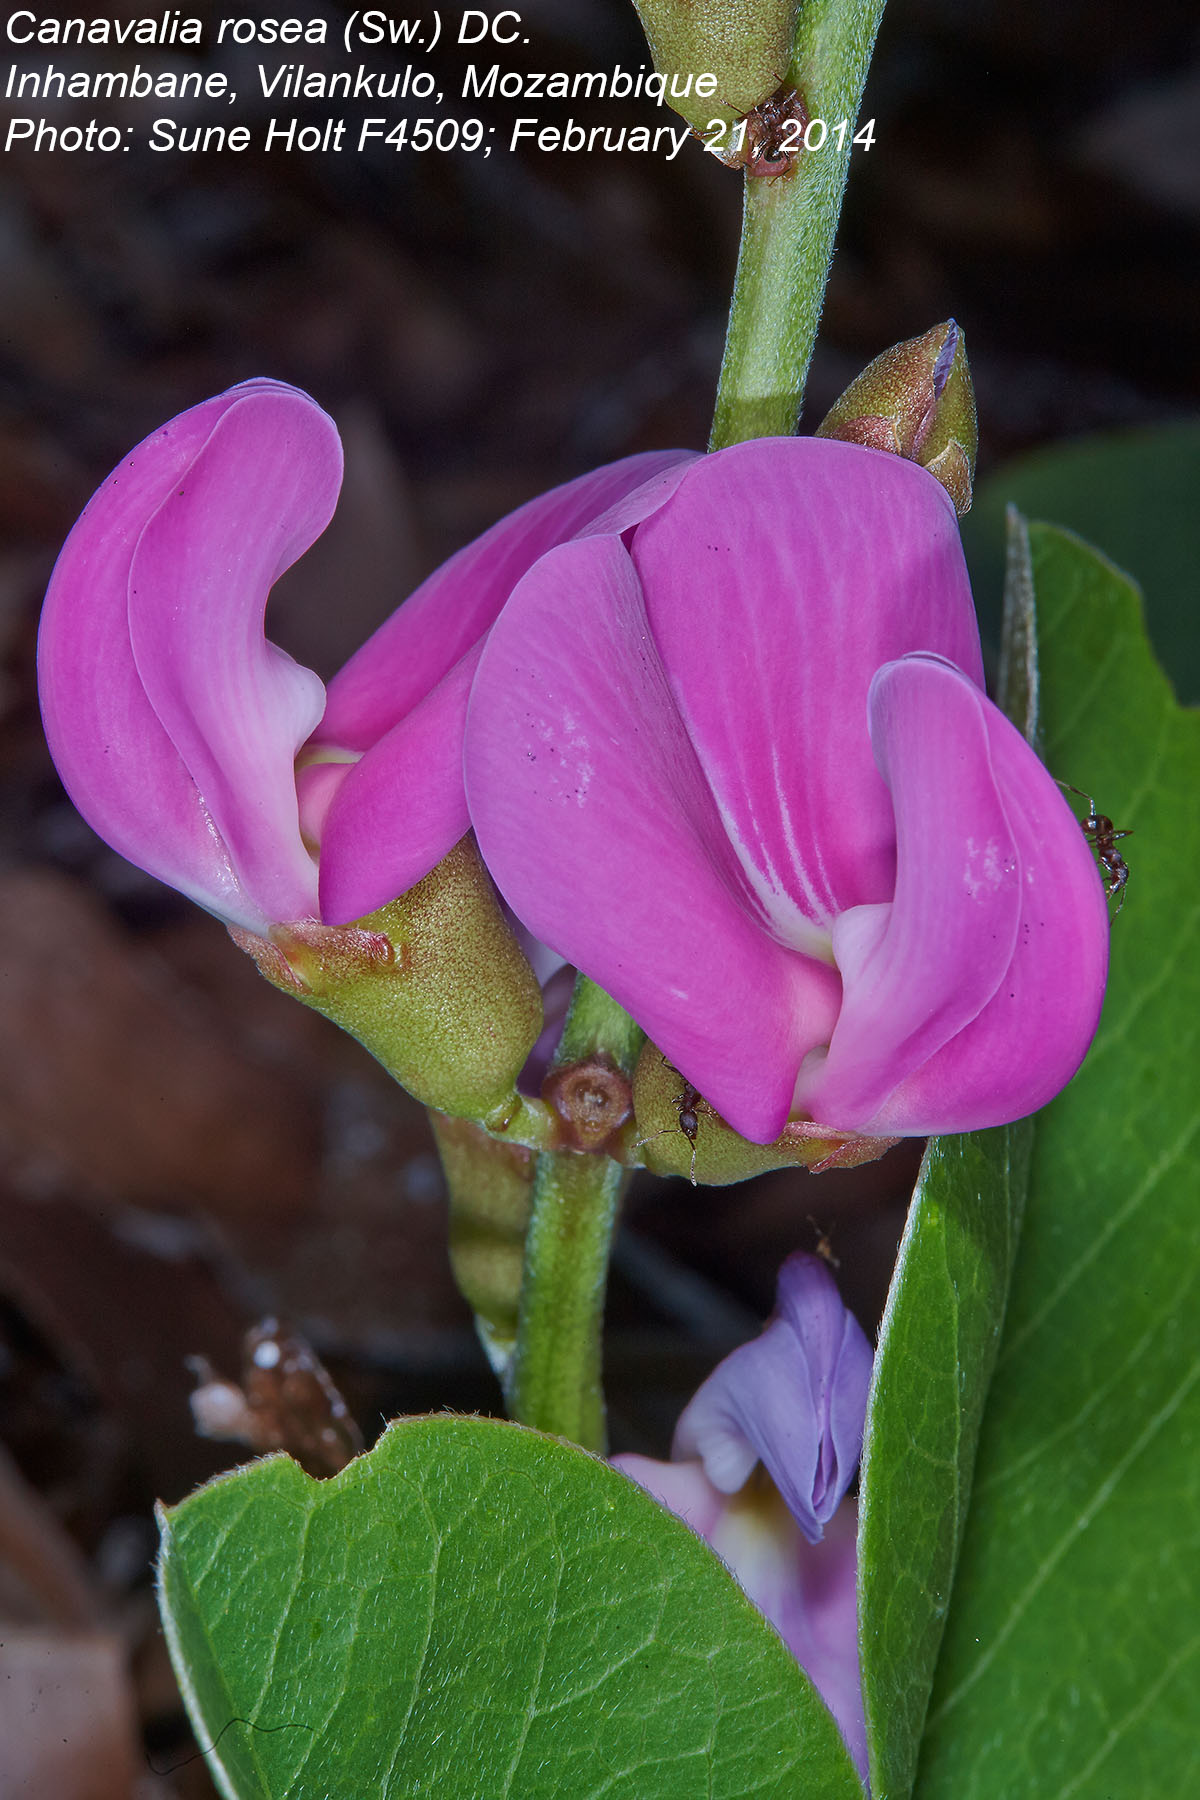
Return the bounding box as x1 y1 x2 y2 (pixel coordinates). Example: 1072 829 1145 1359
634 1069 704 1185
1059 780 1132 913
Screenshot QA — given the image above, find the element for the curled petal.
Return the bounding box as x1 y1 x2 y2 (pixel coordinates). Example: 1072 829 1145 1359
38 381 338 931
317 450 697 752
465 533 840 1143
829 658 1109 1133
798 655 1109 1133
672 1254 874 1543
634 440 984 938
128 385 340 927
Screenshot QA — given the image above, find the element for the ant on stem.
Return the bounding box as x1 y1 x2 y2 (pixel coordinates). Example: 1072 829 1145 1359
1058 780 1132 913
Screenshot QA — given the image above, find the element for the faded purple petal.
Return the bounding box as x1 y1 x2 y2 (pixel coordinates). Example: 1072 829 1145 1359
634 441 983 939
672 1254 873 1543
315 450 697 753
38 381 338 932
465 532 841 1143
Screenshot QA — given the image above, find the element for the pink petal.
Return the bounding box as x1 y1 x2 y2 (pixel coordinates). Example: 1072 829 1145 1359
633 439 984 942
126 385 340 928
314 647 480 924
797 653 1108 1132
38 383 328 931
830 662 1110 1134
465 531 840 1143
316 450 698 752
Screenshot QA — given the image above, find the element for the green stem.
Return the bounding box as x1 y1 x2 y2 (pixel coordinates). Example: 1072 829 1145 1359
552 975 645 1073
506 1151 625 1451
710 0 889 449
506 976 642 1451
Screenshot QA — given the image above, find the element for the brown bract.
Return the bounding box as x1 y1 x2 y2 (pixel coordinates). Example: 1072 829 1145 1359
543 1055 634 1153
742 84 809 179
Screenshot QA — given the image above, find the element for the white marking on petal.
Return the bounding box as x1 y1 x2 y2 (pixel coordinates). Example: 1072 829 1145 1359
713 792 837 964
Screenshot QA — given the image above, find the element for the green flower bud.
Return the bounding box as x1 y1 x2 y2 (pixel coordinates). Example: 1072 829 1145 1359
233 836 543 1121
630 1044 898 1183
816 320 978 514
630 0 802 140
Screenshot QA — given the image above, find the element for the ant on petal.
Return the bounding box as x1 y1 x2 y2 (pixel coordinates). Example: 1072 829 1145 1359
1058 780 1132 913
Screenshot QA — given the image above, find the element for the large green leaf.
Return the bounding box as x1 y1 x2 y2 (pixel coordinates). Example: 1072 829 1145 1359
856 506 1040 1800
916 526 1200 1794
858 1127 1031 1800
158 1414 863 1800
962 421 1200 703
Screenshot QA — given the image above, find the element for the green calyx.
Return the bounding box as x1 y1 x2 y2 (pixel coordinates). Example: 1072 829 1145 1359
629 1042 899 1183
816 319 979 513
631 0 802 138
232 835 543 1121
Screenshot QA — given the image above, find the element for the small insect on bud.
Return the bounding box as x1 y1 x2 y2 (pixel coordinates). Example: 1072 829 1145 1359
816 320 978 514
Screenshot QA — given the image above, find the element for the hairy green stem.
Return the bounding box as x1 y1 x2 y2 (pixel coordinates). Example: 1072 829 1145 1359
506 1150 626 1451
710 0 889 449
506 977 642 1449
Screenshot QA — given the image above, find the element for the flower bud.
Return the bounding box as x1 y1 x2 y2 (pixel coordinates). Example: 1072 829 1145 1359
630 0 802 140
630 1045 897 1183
816 320 978 513
234 837 543 1121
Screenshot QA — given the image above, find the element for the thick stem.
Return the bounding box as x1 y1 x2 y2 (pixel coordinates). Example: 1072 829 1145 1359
506 1150 625 1452
710 0 889 450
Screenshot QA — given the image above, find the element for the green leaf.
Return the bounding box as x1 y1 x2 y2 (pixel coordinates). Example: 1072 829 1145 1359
962 421 1200 703
856 500 1041 1800
157 1414 863 1800
857 1125 1031 1800
915 525 1200 1794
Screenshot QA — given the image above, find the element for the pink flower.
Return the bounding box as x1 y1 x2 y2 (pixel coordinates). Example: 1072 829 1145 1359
614 1254 873 1782
37 380 693 936
464 438 1110 1141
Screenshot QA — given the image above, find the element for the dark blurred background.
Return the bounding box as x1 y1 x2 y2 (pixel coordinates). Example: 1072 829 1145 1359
0 0 1195 1790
